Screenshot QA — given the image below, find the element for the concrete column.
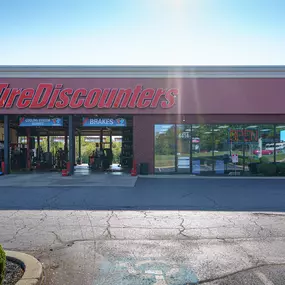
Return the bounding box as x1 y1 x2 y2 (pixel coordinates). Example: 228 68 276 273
37 135 40 159
4 115 10 174
26 128 31 170
47 133 50 153
68 115 74 175
73 134 76 165
100 128 103 150
274 125 276 163
78 134 81 159
64 131 68 155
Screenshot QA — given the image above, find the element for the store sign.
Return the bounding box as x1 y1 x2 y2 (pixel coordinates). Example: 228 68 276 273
0 83 178 110
192 160 200 174
232 154 239 163
82 117 127 127
229 128 259 143
19 117 63 127
215 160 224 174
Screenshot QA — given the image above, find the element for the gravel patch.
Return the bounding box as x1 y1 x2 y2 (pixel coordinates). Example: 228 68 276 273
3 259 24 285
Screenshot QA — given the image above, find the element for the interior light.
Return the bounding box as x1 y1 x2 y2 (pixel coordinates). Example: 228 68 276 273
246 125 258 129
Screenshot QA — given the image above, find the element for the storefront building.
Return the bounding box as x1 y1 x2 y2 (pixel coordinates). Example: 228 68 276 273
1 66 285 175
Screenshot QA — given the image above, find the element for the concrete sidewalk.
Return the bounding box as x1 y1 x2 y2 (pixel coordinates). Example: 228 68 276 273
0 172 137 187
139 174 285 179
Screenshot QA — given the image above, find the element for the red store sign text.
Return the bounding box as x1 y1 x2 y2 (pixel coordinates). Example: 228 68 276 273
0 83 178 110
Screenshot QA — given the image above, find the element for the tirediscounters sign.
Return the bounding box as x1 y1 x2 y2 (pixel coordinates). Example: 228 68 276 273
19 117 63 127
0 83 178 112
82 117 127 127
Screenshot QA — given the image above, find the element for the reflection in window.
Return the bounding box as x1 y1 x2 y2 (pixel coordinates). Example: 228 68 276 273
192 124 213 174
243 125 275 165
154 124 175 173
177 125 191 173
154 123 279 175
213 125 231 174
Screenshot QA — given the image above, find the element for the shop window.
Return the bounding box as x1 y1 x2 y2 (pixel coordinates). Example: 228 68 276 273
154 123 276 175
154 124 175 173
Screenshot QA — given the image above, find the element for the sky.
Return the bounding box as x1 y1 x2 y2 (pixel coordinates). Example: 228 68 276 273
0 0 285 65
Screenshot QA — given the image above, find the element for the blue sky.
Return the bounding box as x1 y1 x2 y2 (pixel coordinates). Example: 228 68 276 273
0 0 285 65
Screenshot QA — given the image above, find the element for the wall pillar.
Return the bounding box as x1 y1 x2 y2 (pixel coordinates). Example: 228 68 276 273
78 134 81 159
68 115 74 175
26 128 31 170
4 115 10 174
47 133 50 153
37 135 40 159
100 128 103 150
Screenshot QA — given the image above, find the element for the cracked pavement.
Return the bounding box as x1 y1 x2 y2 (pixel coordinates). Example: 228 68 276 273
1 177 285 284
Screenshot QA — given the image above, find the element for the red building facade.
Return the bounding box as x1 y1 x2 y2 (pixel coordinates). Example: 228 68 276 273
1 66 285 175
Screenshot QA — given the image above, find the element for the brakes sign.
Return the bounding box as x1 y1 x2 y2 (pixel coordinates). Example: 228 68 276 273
0 83 178 109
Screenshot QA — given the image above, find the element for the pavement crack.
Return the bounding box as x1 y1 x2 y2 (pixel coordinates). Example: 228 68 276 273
199 262 285 284
253 220 264 236
101 211 116 239
8 210 20 219
51 231 65 245
9 224 27 243
202 195 220 208
177 217 192 238
50 232 95 250
143 211 148 218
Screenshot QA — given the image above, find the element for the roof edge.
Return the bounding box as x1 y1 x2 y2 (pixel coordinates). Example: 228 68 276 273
1 65 285 78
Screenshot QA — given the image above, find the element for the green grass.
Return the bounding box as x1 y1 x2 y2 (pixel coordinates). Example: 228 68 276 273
155 155 175 167
276 153 285 162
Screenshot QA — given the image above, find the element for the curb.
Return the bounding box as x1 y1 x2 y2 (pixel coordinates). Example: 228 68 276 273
5 250 43 285
138 175 285 179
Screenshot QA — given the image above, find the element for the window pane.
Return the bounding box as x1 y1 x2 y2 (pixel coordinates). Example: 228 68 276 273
192 124 213 174
177 124 191 173
154 124 175 173
227 124 245 173
244 124 275 167
213 125 231 175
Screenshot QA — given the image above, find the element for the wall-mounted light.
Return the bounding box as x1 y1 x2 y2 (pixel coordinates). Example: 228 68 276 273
182 116 186 122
